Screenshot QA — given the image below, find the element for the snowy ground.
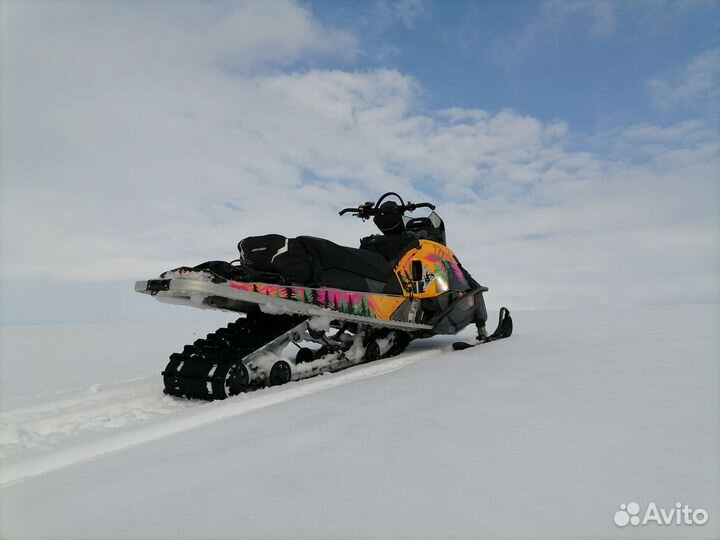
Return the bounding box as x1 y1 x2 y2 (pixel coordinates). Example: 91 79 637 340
1 305 718 539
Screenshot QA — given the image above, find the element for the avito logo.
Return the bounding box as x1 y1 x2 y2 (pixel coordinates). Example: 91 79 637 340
614 502 709 527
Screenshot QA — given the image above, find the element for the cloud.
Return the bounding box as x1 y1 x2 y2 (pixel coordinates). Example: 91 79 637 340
647 47 720 110
0 0 718 319
205 1 359 69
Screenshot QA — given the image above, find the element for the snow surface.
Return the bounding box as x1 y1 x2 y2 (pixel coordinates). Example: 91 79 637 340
1 305 718 539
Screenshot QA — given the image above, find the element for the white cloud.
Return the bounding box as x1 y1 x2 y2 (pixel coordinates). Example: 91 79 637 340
0 0 717 317
647 47 720 110
619 120 707 142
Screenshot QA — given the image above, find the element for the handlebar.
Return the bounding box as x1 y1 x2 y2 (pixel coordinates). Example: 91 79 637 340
338 197 435 218
339 201 375 217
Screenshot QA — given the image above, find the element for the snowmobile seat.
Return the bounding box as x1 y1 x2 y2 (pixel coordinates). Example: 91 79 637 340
296 236 400 293
238 234 404 293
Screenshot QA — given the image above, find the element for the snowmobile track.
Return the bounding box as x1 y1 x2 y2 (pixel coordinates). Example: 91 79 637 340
162 311 306 400
163 309 413 400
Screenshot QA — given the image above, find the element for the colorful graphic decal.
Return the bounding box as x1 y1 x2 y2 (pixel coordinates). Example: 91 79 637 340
228 281 406 321
396 240 469 299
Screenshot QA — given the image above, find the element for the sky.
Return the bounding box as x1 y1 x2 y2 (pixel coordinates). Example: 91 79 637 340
0 0 718 325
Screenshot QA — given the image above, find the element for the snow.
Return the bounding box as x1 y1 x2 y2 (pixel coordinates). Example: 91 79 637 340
1 305 718 539
258 302 292 315
158 269 215 281
307 315 333 331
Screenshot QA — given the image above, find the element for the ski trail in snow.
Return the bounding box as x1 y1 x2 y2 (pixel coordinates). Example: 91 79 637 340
0 348 440 487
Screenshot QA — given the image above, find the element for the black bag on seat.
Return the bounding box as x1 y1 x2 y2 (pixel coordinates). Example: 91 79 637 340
296 236 391 282
238 234 315 284
359 233 419 263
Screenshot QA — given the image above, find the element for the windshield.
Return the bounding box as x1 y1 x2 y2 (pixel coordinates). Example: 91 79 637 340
402 210 443 227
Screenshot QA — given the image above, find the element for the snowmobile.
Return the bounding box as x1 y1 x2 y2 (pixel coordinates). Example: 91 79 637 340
135 192 512 400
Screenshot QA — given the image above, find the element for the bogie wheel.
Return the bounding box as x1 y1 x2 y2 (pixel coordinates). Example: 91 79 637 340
224 363 249 397
162 354 184 393
364 340 381 363
269 360 292 386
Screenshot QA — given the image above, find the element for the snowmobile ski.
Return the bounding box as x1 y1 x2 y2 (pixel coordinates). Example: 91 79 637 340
452 307 513 350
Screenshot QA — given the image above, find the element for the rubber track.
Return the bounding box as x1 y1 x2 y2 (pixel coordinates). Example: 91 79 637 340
162 311 306 400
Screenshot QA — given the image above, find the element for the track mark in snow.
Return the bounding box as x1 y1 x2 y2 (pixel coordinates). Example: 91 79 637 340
0 348 436 487
0 381 199 459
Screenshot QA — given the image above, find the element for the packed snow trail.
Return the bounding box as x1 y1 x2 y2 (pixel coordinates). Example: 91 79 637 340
1 306 718 540
0 379 195 460
0 346 439 486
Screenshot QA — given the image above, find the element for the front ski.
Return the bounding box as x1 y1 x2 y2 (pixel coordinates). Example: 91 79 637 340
452 307 513 350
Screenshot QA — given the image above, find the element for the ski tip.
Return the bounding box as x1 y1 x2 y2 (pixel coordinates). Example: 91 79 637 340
452 341 476 351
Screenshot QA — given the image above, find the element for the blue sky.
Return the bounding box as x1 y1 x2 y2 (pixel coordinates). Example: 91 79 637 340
0 0 718 324
310 0 719 130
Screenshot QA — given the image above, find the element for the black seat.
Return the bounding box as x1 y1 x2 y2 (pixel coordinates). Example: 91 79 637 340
296 236 397 293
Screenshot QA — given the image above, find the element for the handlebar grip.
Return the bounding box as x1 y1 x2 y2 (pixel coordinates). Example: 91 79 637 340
339 208 357 216
410 202 436 211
